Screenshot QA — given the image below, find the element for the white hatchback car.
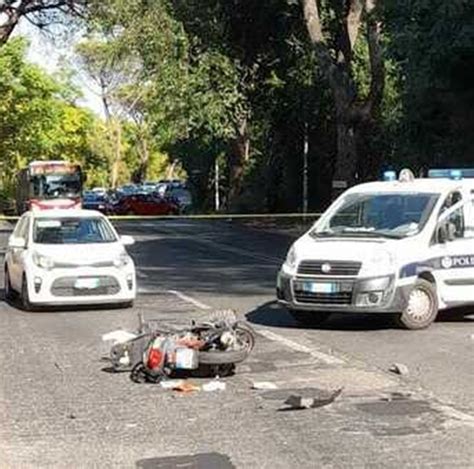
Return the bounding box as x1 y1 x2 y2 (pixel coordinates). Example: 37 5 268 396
4 209 136 309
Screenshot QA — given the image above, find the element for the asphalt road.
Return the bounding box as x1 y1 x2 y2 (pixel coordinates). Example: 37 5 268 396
0 219 473 468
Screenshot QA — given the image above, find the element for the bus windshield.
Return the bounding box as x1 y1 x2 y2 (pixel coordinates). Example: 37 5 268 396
31 173 82 199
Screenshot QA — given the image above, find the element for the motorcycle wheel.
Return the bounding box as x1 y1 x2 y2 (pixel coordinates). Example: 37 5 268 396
198 324 255 365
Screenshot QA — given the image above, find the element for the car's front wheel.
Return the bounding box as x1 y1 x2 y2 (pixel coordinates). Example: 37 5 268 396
288 309 331 327
4 267 14 301
395 279 438 330
20 275 32 311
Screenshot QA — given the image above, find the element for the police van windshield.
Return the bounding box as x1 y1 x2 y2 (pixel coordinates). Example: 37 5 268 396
313 192 439 239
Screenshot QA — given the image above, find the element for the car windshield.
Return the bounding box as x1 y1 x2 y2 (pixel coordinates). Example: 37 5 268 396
312 192 439 239
33 217 117 244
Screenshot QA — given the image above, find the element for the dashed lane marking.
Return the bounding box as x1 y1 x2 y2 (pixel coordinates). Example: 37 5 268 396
167 289 212 310
257 328 345 366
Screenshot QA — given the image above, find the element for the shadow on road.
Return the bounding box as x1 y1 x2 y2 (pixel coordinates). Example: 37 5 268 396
246 300 474 331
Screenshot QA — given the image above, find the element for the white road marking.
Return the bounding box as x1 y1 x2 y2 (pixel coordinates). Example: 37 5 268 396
138 287 160 294
432 403 474 427
257 328 345 365
167 289 212 310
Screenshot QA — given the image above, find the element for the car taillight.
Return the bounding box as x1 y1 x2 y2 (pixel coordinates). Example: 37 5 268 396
147 348 163 370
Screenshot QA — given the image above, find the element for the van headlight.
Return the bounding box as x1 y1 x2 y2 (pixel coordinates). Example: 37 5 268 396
365 250 395 271
113 253 131 268
32 252 55 270
284 245 297 269
357 276 392 291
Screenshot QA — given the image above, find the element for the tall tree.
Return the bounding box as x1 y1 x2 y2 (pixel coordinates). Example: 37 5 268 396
75 37 143 187
0 0 85 46
301 0 384 191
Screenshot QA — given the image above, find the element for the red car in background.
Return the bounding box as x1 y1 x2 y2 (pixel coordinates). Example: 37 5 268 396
110 193 179 216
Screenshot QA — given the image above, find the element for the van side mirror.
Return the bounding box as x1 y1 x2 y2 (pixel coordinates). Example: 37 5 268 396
437 222 456 243
8 236 26 249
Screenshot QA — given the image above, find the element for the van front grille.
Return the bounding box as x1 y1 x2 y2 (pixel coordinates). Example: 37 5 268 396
298 260 361 276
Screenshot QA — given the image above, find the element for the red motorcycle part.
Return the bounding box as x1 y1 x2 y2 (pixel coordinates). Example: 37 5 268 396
147 348 164 370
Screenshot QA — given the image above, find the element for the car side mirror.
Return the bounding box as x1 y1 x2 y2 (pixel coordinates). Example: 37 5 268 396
437 222 456 244
120 235 135 246
8 236 26 249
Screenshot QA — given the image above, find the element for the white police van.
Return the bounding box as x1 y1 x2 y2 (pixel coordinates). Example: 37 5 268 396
277 169 474 329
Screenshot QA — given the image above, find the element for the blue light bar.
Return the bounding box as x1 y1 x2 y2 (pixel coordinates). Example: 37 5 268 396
428 169 474 179
383 171 397 181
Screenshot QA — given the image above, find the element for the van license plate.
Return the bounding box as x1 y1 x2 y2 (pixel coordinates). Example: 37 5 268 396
303 282 336 294
75 278 100 289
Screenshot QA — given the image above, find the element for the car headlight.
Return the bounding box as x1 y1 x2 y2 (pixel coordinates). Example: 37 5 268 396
284 245 297 269
113 253 131 268
32 252 55 270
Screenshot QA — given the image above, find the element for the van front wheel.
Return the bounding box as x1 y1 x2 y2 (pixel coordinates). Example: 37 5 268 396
396 279 438 330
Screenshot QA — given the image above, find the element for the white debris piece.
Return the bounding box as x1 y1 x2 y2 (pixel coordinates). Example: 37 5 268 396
102 330 137 344
203 381 226 392
252 382 278 390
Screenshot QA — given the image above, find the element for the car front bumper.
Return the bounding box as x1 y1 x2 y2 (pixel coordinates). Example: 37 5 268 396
277 270 411 314
25 264 136 306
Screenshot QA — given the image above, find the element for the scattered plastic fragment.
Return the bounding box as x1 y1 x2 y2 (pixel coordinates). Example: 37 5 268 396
160 380 185 390
389 363 409 376
280 388 342 411
173 382 201 393
252 382 278 390
202 380 226 392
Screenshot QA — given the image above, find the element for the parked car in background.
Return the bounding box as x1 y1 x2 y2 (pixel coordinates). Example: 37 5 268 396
82 192 108 213
141 181 158 194
165 187 193 213
117 184 139 196
110 193 179 216
158 179 187 189
155 183 168 197
4 209 136 309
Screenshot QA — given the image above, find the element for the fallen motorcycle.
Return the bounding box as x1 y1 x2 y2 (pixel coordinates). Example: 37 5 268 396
103 311 255 383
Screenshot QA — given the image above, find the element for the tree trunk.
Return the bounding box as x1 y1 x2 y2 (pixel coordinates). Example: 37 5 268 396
110 120 121 188
333 120 357 193
133 134 149 183
0 22 17 46
227 118 249 210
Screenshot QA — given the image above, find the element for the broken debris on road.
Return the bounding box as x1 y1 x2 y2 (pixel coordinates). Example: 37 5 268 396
280 388 343 411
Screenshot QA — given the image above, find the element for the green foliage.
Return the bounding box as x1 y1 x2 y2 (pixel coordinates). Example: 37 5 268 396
384 0 474 168
3 1 473 211
0 38 97 196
